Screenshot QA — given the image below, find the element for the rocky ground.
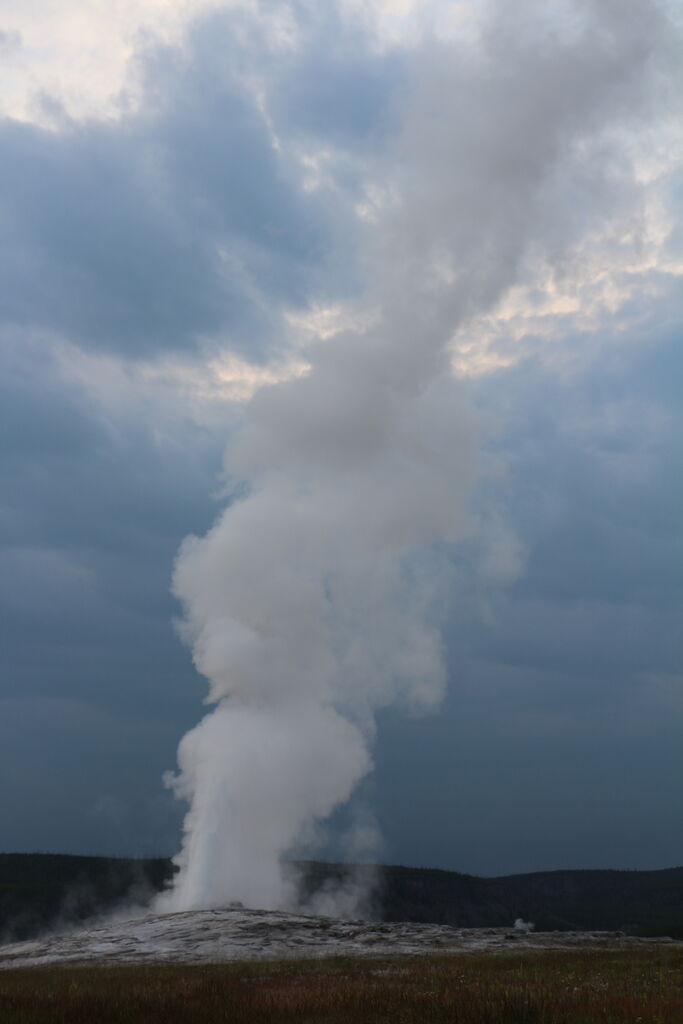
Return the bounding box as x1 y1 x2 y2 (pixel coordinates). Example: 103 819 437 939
0 907 679 969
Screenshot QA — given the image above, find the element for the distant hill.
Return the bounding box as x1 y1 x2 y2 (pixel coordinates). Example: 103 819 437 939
0 854 172 941
1 853 682 942
300 860 683 938
373 863 683 936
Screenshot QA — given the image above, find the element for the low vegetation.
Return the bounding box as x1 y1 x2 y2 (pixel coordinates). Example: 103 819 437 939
1 947 682 1023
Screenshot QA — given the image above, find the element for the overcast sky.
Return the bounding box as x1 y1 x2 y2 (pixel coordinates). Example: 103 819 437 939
1 0 682 878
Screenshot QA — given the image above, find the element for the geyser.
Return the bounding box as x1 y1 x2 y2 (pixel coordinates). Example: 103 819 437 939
160 0 672 913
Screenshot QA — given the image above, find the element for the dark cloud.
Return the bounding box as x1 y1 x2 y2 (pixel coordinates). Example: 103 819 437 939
0 335 214 851
371 326 683 875
497 338 683 616
0 333 222 724
264 6 405 146
0 337 217 547
0 119 239 356
0 697 182 855
0 336 103 469
376 700 683 874
0 7 380 360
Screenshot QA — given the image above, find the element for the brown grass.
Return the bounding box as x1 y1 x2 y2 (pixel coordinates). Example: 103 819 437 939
0 947 681 1023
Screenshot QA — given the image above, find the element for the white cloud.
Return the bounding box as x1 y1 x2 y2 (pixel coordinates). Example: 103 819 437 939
0 0 228 122
452 135 683 378
0 0 476 123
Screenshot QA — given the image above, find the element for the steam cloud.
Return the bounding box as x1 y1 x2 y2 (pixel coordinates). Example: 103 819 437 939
160 0 673 913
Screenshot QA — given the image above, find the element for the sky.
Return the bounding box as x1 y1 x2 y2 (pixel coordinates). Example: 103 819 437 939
1 0 682 879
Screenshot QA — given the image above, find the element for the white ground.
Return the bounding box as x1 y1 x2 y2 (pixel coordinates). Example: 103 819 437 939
0 908 679 969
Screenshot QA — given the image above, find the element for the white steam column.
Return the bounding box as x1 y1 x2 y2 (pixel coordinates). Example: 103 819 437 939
159 0 673 913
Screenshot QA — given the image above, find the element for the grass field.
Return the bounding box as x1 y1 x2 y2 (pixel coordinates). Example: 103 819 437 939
1 947 681 1023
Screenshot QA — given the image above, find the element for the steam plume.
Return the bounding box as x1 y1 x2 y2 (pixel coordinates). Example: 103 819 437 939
160 0 672 913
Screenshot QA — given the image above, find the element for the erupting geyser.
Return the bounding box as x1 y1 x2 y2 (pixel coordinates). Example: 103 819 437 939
158 0 672 913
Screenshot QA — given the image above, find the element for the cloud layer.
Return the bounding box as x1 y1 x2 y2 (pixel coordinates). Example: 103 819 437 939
1 0 681 875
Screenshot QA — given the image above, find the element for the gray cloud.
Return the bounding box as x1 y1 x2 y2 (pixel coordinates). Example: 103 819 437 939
0 30 21 53
371 325 683 875
0 697 182 855
264 5 405 146
0 9 374 360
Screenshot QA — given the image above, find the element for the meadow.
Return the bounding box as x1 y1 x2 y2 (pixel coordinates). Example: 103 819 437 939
0 947 681 1024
